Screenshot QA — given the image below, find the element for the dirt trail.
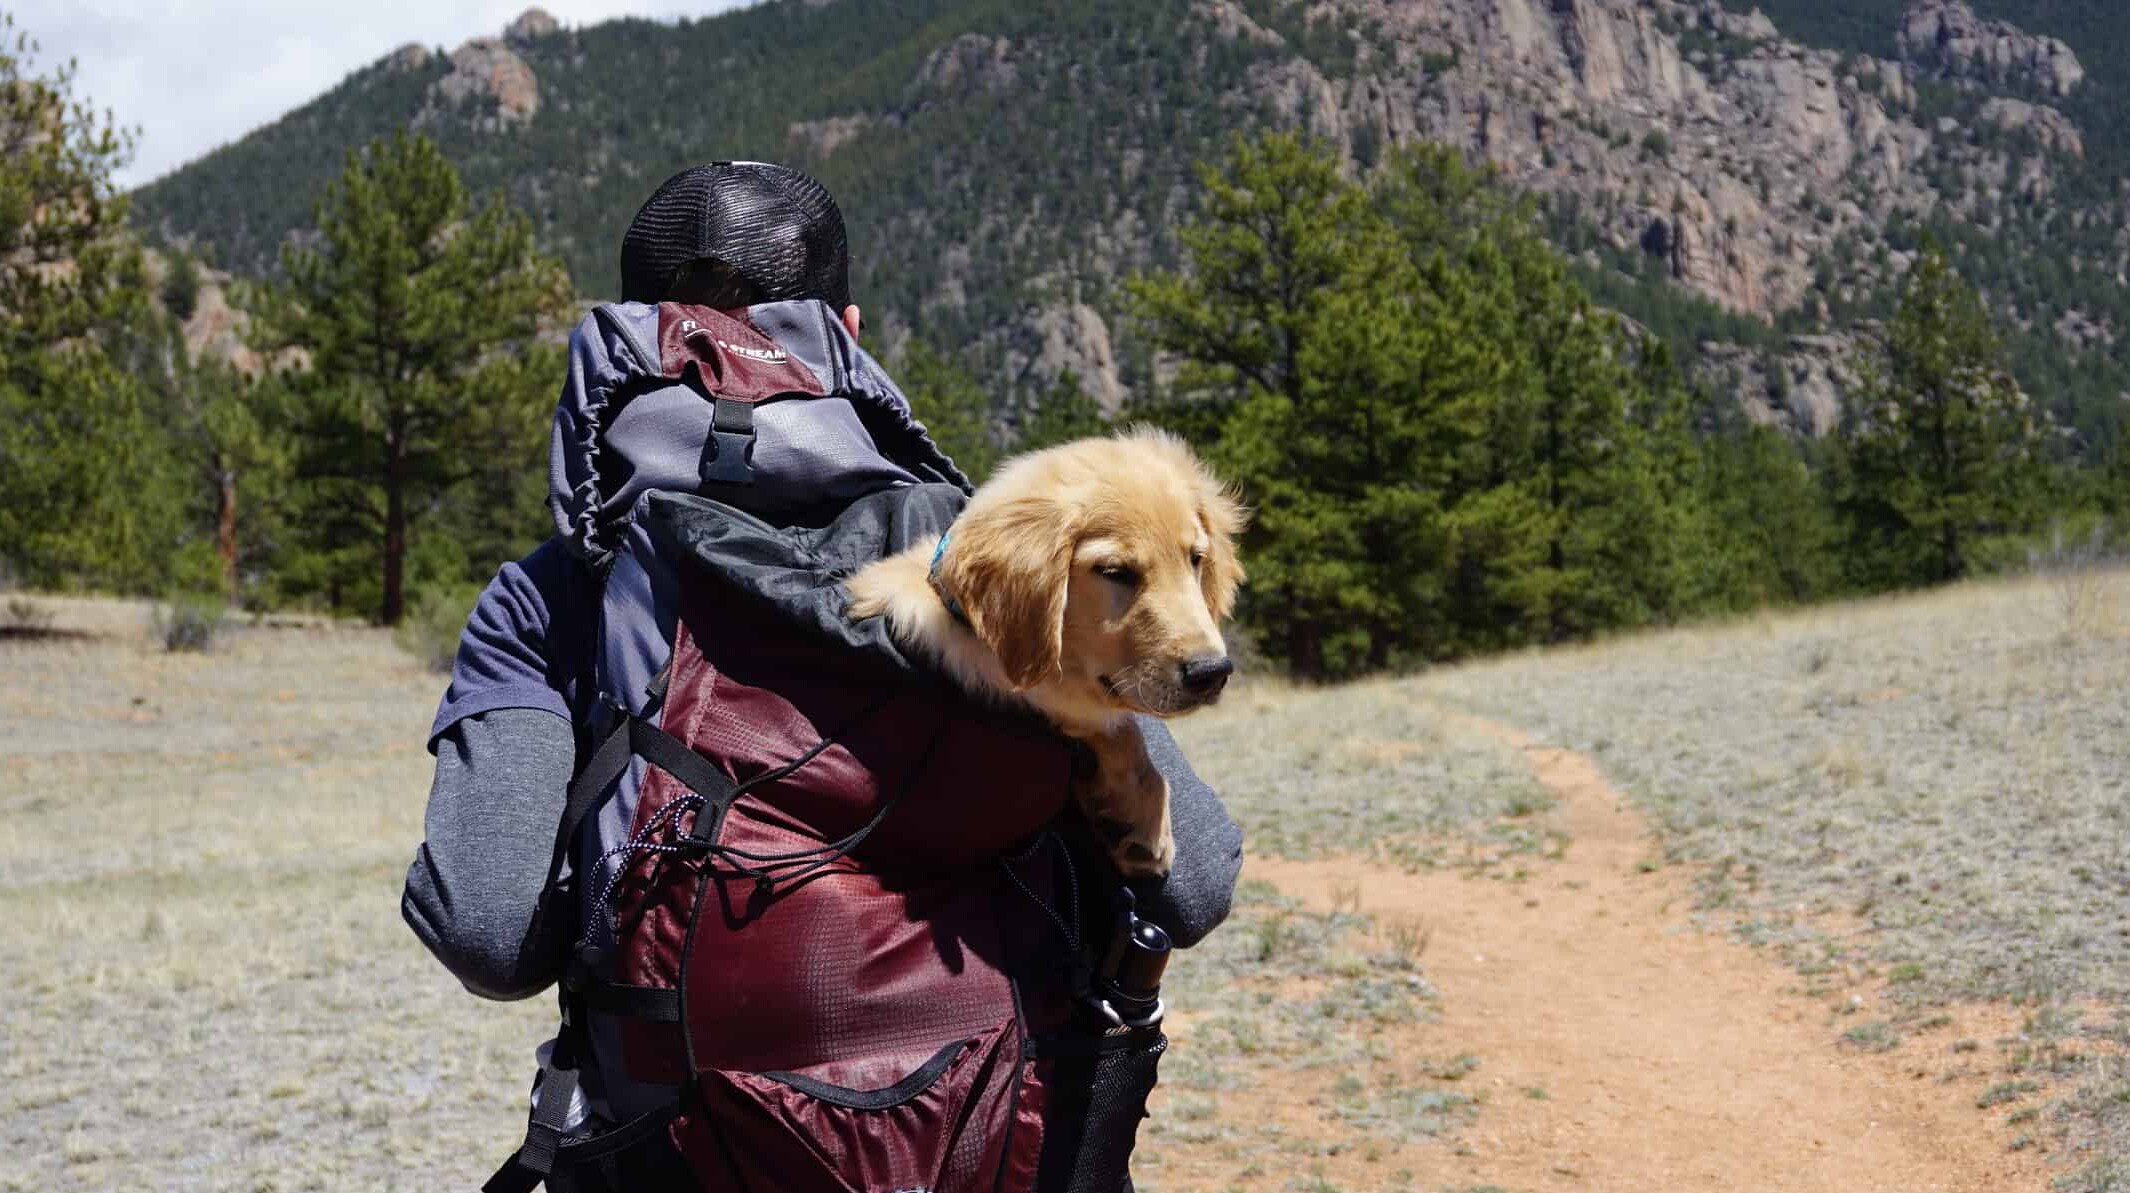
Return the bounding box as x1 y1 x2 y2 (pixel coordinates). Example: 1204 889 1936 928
1151 710 2049 1192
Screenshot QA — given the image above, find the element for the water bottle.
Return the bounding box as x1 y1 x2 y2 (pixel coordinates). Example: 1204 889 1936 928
1096 891 1170 1028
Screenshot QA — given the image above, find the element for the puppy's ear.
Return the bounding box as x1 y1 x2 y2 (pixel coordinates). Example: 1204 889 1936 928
940 493 1077 689
1196 470 1249 624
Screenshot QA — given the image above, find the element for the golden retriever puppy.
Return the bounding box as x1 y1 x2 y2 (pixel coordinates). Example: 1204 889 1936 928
847 428 1246 877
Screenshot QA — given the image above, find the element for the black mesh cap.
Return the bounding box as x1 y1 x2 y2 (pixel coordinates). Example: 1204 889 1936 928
619 161 852 309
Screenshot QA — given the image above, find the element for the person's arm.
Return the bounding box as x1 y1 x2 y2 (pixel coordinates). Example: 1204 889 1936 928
402 707 575 1000
1131 716 1243 949
402 543 587 1000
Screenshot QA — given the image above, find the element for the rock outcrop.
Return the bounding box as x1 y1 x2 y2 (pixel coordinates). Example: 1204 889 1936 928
787 114 879 159
387 43 433 73
1145 0 2091 336
1026 303 1126 413
504 7 560 44
811 0 2104 428
912 34 1017 99
1700 335 1862 437
424 37 540 131
1897 0 2085 96
1267 0 1951 316
1979 97 2083 157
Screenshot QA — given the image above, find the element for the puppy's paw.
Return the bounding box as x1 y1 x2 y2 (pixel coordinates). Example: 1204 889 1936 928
1098 813 1174 880
1077 722 1174 880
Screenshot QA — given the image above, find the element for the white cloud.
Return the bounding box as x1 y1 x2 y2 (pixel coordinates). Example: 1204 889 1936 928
9 1 756 189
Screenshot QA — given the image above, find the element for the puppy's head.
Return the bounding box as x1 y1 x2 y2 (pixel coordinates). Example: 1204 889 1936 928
938 427 1247 717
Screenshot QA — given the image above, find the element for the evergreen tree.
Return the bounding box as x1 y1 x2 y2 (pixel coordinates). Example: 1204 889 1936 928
0 14 135 362
160 251 202 323
250 132 568 623
1015 370 1107 453
1128 133 1385 442
1131 135 1705 676
1690 419 1844 608
129 323 292 600
895 338 1002 482
0 14 180 590
1838 245 2049 586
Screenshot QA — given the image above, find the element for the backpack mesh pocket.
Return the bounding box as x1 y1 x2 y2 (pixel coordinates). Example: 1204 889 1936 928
1034 1025 1166 1193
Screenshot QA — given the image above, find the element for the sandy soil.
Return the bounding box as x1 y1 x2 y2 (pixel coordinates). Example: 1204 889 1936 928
1148 707 2053 1193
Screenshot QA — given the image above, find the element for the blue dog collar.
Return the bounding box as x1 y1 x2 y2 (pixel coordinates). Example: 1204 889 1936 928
928 530 970 626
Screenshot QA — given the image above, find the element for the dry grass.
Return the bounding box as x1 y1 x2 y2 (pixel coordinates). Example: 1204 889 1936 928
1417 568 2130 1189
1170 676 1558 875
1 600 1521 1190
0 601 545 1192
42 567 2127 1186
1143 879 1472 1176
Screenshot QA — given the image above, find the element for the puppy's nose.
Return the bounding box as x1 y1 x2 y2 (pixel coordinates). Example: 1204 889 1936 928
1178 654 1234 696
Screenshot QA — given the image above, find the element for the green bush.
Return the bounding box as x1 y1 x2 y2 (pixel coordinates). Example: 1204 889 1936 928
394 583 482 673
3 596 54 633
154 593 228 652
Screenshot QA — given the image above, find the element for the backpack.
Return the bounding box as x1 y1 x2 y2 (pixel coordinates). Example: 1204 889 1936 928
481 299 1166 1193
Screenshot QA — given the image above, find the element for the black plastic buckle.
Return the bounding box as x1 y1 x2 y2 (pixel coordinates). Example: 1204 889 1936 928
700 397 756 485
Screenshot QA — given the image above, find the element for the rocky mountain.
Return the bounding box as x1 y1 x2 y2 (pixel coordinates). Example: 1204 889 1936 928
131 0 2130 440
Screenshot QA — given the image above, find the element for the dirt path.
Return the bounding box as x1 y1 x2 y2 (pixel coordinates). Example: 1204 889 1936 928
1149 709 2050 1192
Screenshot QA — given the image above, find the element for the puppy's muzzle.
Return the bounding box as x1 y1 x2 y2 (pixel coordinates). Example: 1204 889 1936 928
1177 653 1234 700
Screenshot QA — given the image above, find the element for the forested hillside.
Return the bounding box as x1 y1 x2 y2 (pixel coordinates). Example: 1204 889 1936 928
130 0 2130 451
10 0 2123 662
134 0 1357 406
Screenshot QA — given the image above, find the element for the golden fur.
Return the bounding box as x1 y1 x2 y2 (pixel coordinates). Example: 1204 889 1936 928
847 428 1246 876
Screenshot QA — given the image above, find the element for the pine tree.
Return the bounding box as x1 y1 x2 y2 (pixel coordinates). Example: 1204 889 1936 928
1129 135 1456 675
0 14 181 590
1129 134 1712 675
1839 245 2049 586
1690 420 1844 608
128 323 291 601
0 14 135 363
895 338 1002 482
250 132 569 623
1015 370 1107 454
1127 133 1385 434
160 251 202 323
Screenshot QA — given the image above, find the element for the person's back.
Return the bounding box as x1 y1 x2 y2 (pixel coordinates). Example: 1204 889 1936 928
402 161 1243 1193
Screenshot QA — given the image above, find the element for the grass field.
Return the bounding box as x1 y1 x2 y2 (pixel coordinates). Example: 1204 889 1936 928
5 570 2127 1190
0 599 548 1192
0 598 1543 1191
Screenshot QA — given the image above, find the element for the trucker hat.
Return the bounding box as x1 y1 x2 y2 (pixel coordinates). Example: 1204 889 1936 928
618 160 852 310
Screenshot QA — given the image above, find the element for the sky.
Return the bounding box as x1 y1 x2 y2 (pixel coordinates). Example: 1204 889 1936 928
13 1 757 189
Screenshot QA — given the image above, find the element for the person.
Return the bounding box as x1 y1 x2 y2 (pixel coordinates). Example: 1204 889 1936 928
401 160 1244 1191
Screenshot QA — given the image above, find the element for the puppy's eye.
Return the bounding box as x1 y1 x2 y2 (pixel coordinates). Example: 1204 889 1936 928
1189 548 1206 569
1095 563 1140 586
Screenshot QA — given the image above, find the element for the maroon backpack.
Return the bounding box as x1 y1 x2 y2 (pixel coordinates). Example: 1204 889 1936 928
483 300 1167 1193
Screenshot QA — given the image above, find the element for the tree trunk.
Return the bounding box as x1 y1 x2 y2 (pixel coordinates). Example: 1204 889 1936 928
383 426 409 625
215 468 239 601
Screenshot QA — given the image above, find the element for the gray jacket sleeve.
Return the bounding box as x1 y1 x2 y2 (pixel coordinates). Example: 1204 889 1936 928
1132 716 1244 949
402 707 576 1001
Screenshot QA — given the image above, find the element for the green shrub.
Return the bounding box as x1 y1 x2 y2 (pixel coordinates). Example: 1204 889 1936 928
394 583 482 673
154 593 228 652
3 596 54 633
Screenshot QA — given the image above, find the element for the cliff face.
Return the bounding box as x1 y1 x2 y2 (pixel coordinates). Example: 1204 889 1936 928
1148 0 2101 433
1200 0 2083 322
